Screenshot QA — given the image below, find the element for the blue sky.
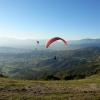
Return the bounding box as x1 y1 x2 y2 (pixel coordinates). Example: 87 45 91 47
0 0 100 40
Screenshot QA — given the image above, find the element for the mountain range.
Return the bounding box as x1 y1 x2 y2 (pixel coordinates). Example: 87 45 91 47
0 37 100 50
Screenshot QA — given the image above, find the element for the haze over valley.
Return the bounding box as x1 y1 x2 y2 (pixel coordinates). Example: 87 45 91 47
0 37 100 50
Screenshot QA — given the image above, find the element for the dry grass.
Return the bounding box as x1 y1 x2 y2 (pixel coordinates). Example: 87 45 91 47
0 74 100 100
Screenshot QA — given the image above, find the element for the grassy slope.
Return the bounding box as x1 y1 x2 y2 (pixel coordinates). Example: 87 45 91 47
0 74 100 100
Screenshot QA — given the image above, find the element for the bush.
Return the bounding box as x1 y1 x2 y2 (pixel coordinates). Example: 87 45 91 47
0 73 7 78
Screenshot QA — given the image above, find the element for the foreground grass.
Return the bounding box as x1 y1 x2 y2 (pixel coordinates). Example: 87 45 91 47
0 74 100 100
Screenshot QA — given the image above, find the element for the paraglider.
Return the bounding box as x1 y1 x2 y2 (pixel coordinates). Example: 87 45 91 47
46 37 67 60
37 41 39 44
35 48 37 50
45 37 67 48
35 41 39 50
53 56 56 60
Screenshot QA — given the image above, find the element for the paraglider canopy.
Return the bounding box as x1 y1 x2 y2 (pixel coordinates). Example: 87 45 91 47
37 41 39 44
45 37 67 48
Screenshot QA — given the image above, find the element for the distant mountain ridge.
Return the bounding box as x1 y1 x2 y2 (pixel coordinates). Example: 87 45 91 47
0 37 100 50
68 38 100 44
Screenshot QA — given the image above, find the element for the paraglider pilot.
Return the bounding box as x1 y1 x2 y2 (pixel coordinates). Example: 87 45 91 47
54 56 56 60
37 41 39 44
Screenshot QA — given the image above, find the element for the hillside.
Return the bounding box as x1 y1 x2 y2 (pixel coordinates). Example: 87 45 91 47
0 46 100 79
0 74 100 100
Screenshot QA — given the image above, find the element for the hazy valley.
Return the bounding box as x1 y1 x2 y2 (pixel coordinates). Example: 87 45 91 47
0 38 100 79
